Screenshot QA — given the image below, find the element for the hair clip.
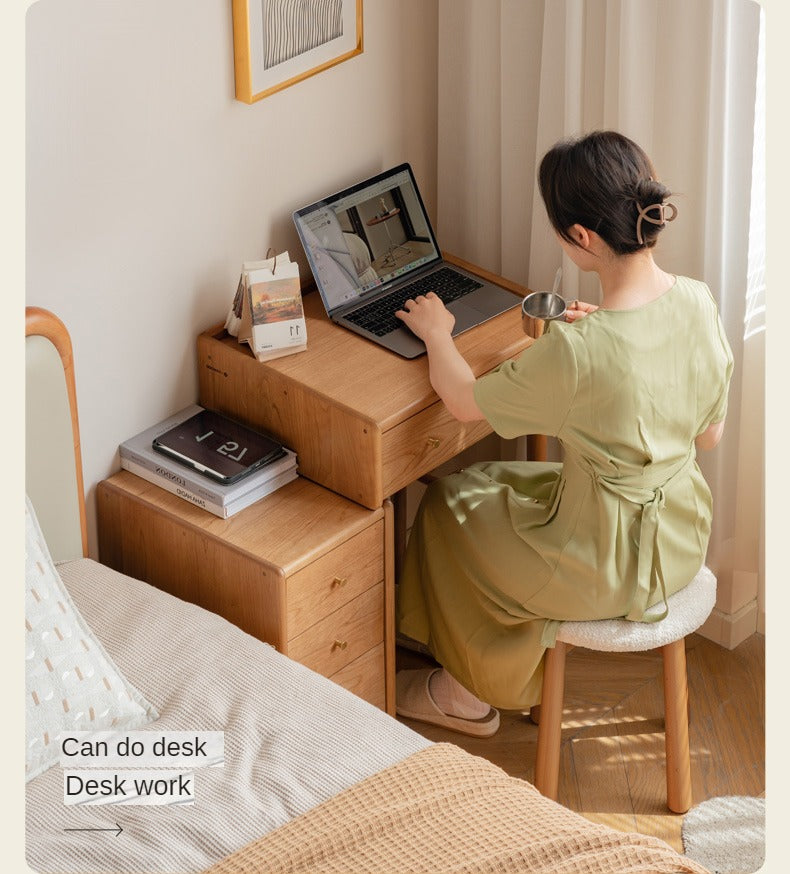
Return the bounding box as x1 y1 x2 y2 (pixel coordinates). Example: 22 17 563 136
636 201 677 245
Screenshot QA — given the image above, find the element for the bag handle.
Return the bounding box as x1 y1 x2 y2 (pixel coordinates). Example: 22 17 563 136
266 247 277 275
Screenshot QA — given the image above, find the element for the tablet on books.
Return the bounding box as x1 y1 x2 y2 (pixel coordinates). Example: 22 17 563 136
152 409 286 486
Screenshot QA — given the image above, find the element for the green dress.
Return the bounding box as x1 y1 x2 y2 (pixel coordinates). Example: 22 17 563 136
397 276 734 710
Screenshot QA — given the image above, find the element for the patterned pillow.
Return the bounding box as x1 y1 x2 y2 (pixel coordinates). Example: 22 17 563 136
25 495 158 781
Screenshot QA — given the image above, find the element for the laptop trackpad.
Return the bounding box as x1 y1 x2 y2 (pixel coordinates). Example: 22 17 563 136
448 301 484 334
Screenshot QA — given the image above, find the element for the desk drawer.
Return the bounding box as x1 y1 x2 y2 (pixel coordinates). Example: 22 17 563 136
287 522 383 638
382 400 492 495
287 583 383 676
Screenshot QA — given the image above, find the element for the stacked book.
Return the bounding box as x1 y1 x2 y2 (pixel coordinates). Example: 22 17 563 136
119 405 298 518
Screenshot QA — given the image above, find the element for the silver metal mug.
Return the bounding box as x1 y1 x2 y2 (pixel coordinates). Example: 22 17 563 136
521 291 567 338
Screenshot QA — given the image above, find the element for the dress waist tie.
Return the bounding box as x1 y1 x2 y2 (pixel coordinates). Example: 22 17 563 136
585 451 697 624
627 486 668 623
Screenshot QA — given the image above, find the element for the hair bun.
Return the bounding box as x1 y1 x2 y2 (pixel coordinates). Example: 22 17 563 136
538 131 676 255
634 177 671 208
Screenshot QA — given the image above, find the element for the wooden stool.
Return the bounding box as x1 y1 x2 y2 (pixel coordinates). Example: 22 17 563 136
532 566 717 814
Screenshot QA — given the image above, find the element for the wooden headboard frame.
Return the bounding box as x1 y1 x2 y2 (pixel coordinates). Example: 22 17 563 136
25 307 88 560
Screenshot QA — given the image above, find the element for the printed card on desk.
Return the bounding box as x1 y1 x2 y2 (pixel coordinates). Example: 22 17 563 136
236 251 307 363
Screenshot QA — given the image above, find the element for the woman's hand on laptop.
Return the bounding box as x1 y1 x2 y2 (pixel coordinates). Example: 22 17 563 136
396 293 456 342
396 293 483 422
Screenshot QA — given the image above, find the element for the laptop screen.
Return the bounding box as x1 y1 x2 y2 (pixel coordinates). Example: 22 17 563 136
293 164 441 314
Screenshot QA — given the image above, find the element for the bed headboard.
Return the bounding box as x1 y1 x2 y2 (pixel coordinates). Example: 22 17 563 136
25 307 88 561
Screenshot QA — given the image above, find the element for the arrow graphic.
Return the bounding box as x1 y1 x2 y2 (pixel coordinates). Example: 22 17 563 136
64 824 123 837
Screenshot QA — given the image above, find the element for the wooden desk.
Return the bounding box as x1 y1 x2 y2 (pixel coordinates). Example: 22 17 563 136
197 254 534 510
96 256 533 717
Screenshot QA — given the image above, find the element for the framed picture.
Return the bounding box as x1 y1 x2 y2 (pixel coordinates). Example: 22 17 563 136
232 0 363 103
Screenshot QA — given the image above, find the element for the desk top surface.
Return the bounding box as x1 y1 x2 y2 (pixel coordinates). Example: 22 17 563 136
203 254 534 432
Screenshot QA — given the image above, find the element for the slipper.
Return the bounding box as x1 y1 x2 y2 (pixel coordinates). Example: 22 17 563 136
396 668 500 737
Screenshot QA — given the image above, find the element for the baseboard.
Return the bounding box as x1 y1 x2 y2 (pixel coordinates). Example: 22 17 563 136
698 600 759 649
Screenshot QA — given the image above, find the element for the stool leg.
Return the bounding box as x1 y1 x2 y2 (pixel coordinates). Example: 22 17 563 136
662 638 693 814
533 641 567 801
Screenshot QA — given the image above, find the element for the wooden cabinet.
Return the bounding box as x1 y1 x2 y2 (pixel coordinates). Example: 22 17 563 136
96 472 395 712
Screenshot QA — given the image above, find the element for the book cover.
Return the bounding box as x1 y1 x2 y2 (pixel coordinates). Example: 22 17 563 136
119 405 297 506
121 456 299 518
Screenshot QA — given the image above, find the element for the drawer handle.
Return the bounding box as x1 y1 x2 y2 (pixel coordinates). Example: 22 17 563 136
426 436 441 449
331 576 348 588
332 639 348 651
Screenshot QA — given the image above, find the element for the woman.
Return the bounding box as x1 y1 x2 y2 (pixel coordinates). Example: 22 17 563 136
394 131 734 737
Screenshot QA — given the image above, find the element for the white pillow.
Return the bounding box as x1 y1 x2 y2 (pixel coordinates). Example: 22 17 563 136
25 495 158 781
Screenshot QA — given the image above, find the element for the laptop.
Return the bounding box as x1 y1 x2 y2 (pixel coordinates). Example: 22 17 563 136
292 163 520 358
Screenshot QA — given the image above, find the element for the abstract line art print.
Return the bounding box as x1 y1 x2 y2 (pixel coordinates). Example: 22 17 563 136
232 0 363 103
263 0 343 69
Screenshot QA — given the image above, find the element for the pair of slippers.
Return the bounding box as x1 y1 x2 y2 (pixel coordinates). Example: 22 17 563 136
396 668 500 737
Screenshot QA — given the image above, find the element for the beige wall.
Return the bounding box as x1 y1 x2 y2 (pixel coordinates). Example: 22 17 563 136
25 0 439 555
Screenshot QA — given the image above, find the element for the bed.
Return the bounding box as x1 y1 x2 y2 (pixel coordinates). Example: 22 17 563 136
25 306 711 874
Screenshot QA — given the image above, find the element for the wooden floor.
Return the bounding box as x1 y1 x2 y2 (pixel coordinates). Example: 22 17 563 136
396 632 765 853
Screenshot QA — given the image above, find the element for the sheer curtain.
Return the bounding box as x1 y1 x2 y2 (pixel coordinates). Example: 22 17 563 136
436 0 764 646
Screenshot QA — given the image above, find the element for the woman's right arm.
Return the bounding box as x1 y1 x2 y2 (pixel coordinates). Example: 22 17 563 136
395 292 485 423
695 419 725 450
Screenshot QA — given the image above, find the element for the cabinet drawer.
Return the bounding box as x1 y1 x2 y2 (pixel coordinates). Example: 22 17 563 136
381 400 492 496
329 643 386 709
287 521 383 638
287 583 382 676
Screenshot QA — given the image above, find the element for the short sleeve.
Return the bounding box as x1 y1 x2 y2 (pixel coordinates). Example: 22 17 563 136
473 322 578 439
704 310 735 425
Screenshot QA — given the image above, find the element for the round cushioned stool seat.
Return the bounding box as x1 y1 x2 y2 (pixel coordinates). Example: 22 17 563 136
534 565 718 814
556 565 717 652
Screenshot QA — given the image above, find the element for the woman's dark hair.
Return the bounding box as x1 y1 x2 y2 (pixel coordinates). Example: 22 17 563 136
538 131 674 255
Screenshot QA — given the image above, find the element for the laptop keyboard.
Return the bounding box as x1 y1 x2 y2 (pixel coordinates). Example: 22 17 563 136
344 267 483 337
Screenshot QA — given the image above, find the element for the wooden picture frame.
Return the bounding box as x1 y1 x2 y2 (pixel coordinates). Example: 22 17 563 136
232 0 363 104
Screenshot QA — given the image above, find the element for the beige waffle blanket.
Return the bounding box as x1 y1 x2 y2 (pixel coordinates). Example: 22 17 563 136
206 743 711 874
27 559 430 874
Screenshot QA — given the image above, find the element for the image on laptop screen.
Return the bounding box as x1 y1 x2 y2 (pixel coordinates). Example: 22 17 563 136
294 165 441 314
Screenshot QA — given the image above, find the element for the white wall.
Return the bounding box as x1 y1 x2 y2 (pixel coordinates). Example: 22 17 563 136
26 0 439 555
